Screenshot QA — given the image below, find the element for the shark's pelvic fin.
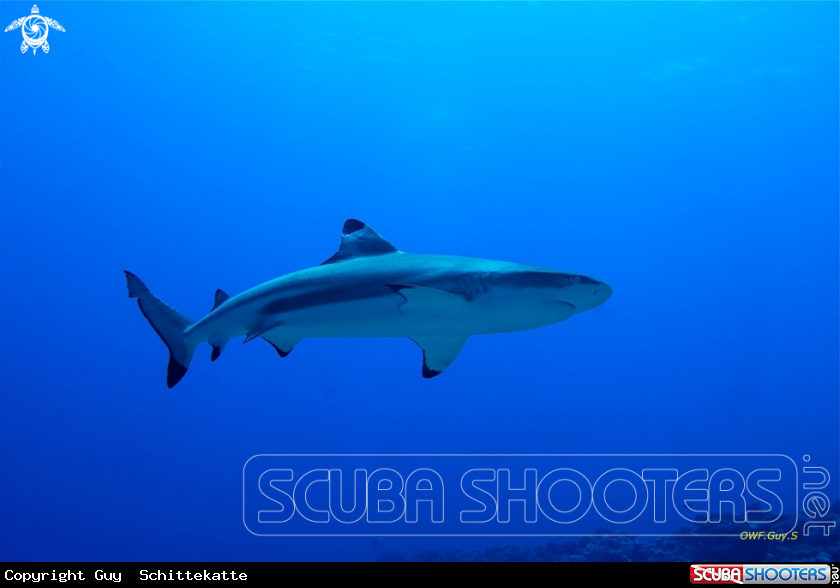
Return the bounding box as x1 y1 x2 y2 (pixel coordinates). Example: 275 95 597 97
212 289 230 312
261 329 301 358
125 271 197 389
244 318 283 344
387 283 470 316
321 219 399 265
411 336 469 378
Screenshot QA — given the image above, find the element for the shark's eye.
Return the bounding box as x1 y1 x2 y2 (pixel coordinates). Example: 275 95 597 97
569 275 580 285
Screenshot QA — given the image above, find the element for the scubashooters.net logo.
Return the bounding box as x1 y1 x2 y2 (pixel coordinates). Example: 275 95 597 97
690 564 833 584
242 455 823 536
4 5 64 55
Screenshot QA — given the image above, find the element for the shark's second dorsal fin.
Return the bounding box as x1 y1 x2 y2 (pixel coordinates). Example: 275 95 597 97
212 289 230 312
321 219 398 265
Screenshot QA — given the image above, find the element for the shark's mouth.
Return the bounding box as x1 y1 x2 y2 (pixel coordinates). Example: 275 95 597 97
549 301 576 311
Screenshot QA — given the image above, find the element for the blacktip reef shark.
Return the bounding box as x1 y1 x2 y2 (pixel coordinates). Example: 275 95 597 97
125 219 612 388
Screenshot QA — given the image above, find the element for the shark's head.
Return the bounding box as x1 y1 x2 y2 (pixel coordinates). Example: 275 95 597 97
500 266 613 315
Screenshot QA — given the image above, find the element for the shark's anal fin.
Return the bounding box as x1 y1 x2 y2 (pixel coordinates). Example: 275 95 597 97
212 289 230 312
321 219 399 265
210 344 224 362
260 329 300 358
410 336 469 378
387 284 471 316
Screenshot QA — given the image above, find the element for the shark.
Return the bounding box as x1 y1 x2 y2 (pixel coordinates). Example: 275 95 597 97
125 219 612 388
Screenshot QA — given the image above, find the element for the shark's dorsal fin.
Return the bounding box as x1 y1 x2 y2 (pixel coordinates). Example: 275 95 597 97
321 219 398 265
212 289 230 312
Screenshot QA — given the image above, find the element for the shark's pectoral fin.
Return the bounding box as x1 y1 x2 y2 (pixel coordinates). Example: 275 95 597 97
260 329 300 358
410 336 469 378
387 284 470 316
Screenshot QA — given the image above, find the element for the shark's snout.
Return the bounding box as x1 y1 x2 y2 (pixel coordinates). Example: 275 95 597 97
574 281 611 313
561 278 612 313
593 282 613 304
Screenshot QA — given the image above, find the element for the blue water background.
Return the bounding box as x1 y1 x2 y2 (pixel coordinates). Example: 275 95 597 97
1 1 837 561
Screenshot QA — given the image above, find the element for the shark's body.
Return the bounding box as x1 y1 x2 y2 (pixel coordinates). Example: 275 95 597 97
126 219 612 387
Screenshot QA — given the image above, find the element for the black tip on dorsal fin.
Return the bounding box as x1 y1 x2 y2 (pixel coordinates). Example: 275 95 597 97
342 218 366 235
321 219 398 265
211 289 230 312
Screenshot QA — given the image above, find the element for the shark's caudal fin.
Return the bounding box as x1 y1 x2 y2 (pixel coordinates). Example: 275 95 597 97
125 271 197 389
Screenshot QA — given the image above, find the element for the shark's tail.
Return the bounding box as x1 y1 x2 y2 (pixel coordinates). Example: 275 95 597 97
124 271 197 388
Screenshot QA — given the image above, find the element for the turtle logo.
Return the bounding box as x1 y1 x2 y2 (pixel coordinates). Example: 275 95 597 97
4 5 64 55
